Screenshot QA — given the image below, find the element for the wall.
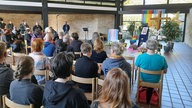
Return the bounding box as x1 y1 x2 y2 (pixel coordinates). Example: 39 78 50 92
0 13 115 40
0 13 42 28
184 8 192 47
48 14 114 40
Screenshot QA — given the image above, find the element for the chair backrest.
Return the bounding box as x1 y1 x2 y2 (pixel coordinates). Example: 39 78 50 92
74 52 82 57
136 68 164 107
34 70 49 81
124 56 135 86
71 74 95 101
2 95 34 108
96 77 104 98
11 47 26 65
25 40 31 55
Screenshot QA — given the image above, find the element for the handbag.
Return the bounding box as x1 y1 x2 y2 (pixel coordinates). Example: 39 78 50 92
150 89 159 105
138 87 147 104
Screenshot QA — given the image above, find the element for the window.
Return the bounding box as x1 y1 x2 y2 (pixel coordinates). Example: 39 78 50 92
169 0 192 4
145 0 167 5
124 0 143 6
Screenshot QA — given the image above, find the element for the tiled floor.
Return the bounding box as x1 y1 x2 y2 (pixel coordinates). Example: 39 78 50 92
131 42 192 108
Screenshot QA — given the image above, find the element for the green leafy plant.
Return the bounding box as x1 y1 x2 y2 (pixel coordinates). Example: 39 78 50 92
162 21 181 42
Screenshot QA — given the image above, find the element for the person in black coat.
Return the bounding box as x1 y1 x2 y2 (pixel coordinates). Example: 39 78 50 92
33 22 42 32
10 56 43 108
62 21 70 34
43 52 89 108
75 43 98 92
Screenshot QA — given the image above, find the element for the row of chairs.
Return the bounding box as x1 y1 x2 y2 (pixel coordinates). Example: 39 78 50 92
1 75 104 108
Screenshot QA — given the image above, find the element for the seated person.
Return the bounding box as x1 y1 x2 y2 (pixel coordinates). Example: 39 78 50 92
75 43 98 92
90 38 107 63
0 42 14 97
55 31 64 47
70 32 82 59
29 38 49 85
137 42 147 53
135 39 168 104
42 33 56 57
87 32 100 48
43 52 89 108
102 42 131 80
10 56 43 108
91 68 138 108
2 30 14 48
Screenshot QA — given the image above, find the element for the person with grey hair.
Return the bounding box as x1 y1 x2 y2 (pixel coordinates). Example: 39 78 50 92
102 42 131 79
0 42 14 96
87 32 100 48
75 43 98 92
135 39 168 104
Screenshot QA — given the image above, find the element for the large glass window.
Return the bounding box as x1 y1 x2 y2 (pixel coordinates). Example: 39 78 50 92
124 0 143 6
169 0 192 4
145 0 167 5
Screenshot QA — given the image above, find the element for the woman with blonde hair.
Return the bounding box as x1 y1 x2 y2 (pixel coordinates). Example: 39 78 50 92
90 38 107 63
91 68 137 108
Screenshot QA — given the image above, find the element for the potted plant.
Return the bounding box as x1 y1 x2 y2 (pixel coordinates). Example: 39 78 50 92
162 21 181 51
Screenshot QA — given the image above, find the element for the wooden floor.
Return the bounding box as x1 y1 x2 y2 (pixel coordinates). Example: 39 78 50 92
131 42 192 108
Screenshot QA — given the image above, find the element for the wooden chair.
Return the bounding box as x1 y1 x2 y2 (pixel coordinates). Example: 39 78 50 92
124 56 135 86
136 68 164 107
11 47 26 65
34 70 49 81
2 95 34 108
95 77 104 99
25 40 31 55
71 74 95 101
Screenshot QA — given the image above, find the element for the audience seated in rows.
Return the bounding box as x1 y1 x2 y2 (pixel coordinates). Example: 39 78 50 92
90 38 107 63
75 43 98 92
0 42 13 97
10 56 43 108
42 33 56 57
91 68 138 108
102 42 131 80
135 39 168 104
29 38 49 85
43 52 89 108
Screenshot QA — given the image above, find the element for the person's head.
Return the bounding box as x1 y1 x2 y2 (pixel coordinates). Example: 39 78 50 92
51 52 74 79
15 56 34 80
0 42 7 62
44 27 52 33
111 42 125 56
94 38 104 53
71 32 79 40
35 22 39 26
80 43 92 57
44 33 53 42
31 38 44 52
99 68 132 107
9 21 12 24
146 39 158 51
92 32 100 42
58 31 64 39
63 34 71 44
